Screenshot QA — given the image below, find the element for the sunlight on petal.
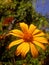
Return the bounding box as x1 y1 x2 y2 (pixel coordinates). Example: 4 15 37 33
30 42 38 58
33 32 45 37
15 43 24 56
33 37 48 43
9 29 24 38
21 42 29 57
15 42 27 56
8 39 24 49
20 22 28 33
29 24 36 34
32 29 41 35
33 41 46 50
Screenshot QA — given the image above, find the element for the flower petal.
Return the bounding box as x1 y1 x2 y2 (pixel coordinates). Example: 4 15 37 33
15 43 24 56
21 42 29 57
30 42 38 58
15 42 29 57
8 39 24 49
29 24 36 34
33 37 48 43
9 29 24 38
33 41 46 50
20 23 28 33
33 32 45 37
32 29 41 35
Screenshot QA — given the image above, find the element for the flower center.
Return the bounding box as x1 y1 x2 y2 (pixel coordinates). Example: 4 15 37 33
23 33 33 42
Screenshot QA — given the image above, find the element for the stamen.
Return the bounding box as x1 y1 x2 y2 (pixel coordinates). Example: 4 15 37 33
23 33 33 42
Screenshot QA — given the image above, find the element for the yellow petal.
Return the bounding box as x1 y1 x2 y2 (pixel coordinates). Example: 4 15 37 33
29 24 36 34
33 37 48 43
20 22 28 33
32 29 41 35
9 29 24 38
33 41 46 50
8 39 24 49
34 32 45 37
21 42 29 57
30 43 38 58
15 42 29 56
15 43 24 56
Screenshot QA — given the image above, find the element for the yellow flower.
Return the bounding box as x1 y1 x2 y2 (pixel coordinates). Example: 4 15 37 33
8 22 48 58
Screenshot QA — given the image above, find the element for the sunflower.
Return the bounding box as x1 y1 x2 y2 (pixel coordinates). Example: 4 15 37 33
8 22 48 58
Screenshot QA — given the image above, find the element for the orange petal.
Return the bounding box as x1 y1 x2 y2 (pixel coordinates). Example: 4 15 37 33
29 24 36 34
32 29 41 35
15 43 24 56
33 37 48 43
33 41 46 50
15 42 29 57
9 29 24 38
20 22 28 33
33 32 45 37
21 42 29 57
30 42 38 58
8 39 24 49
